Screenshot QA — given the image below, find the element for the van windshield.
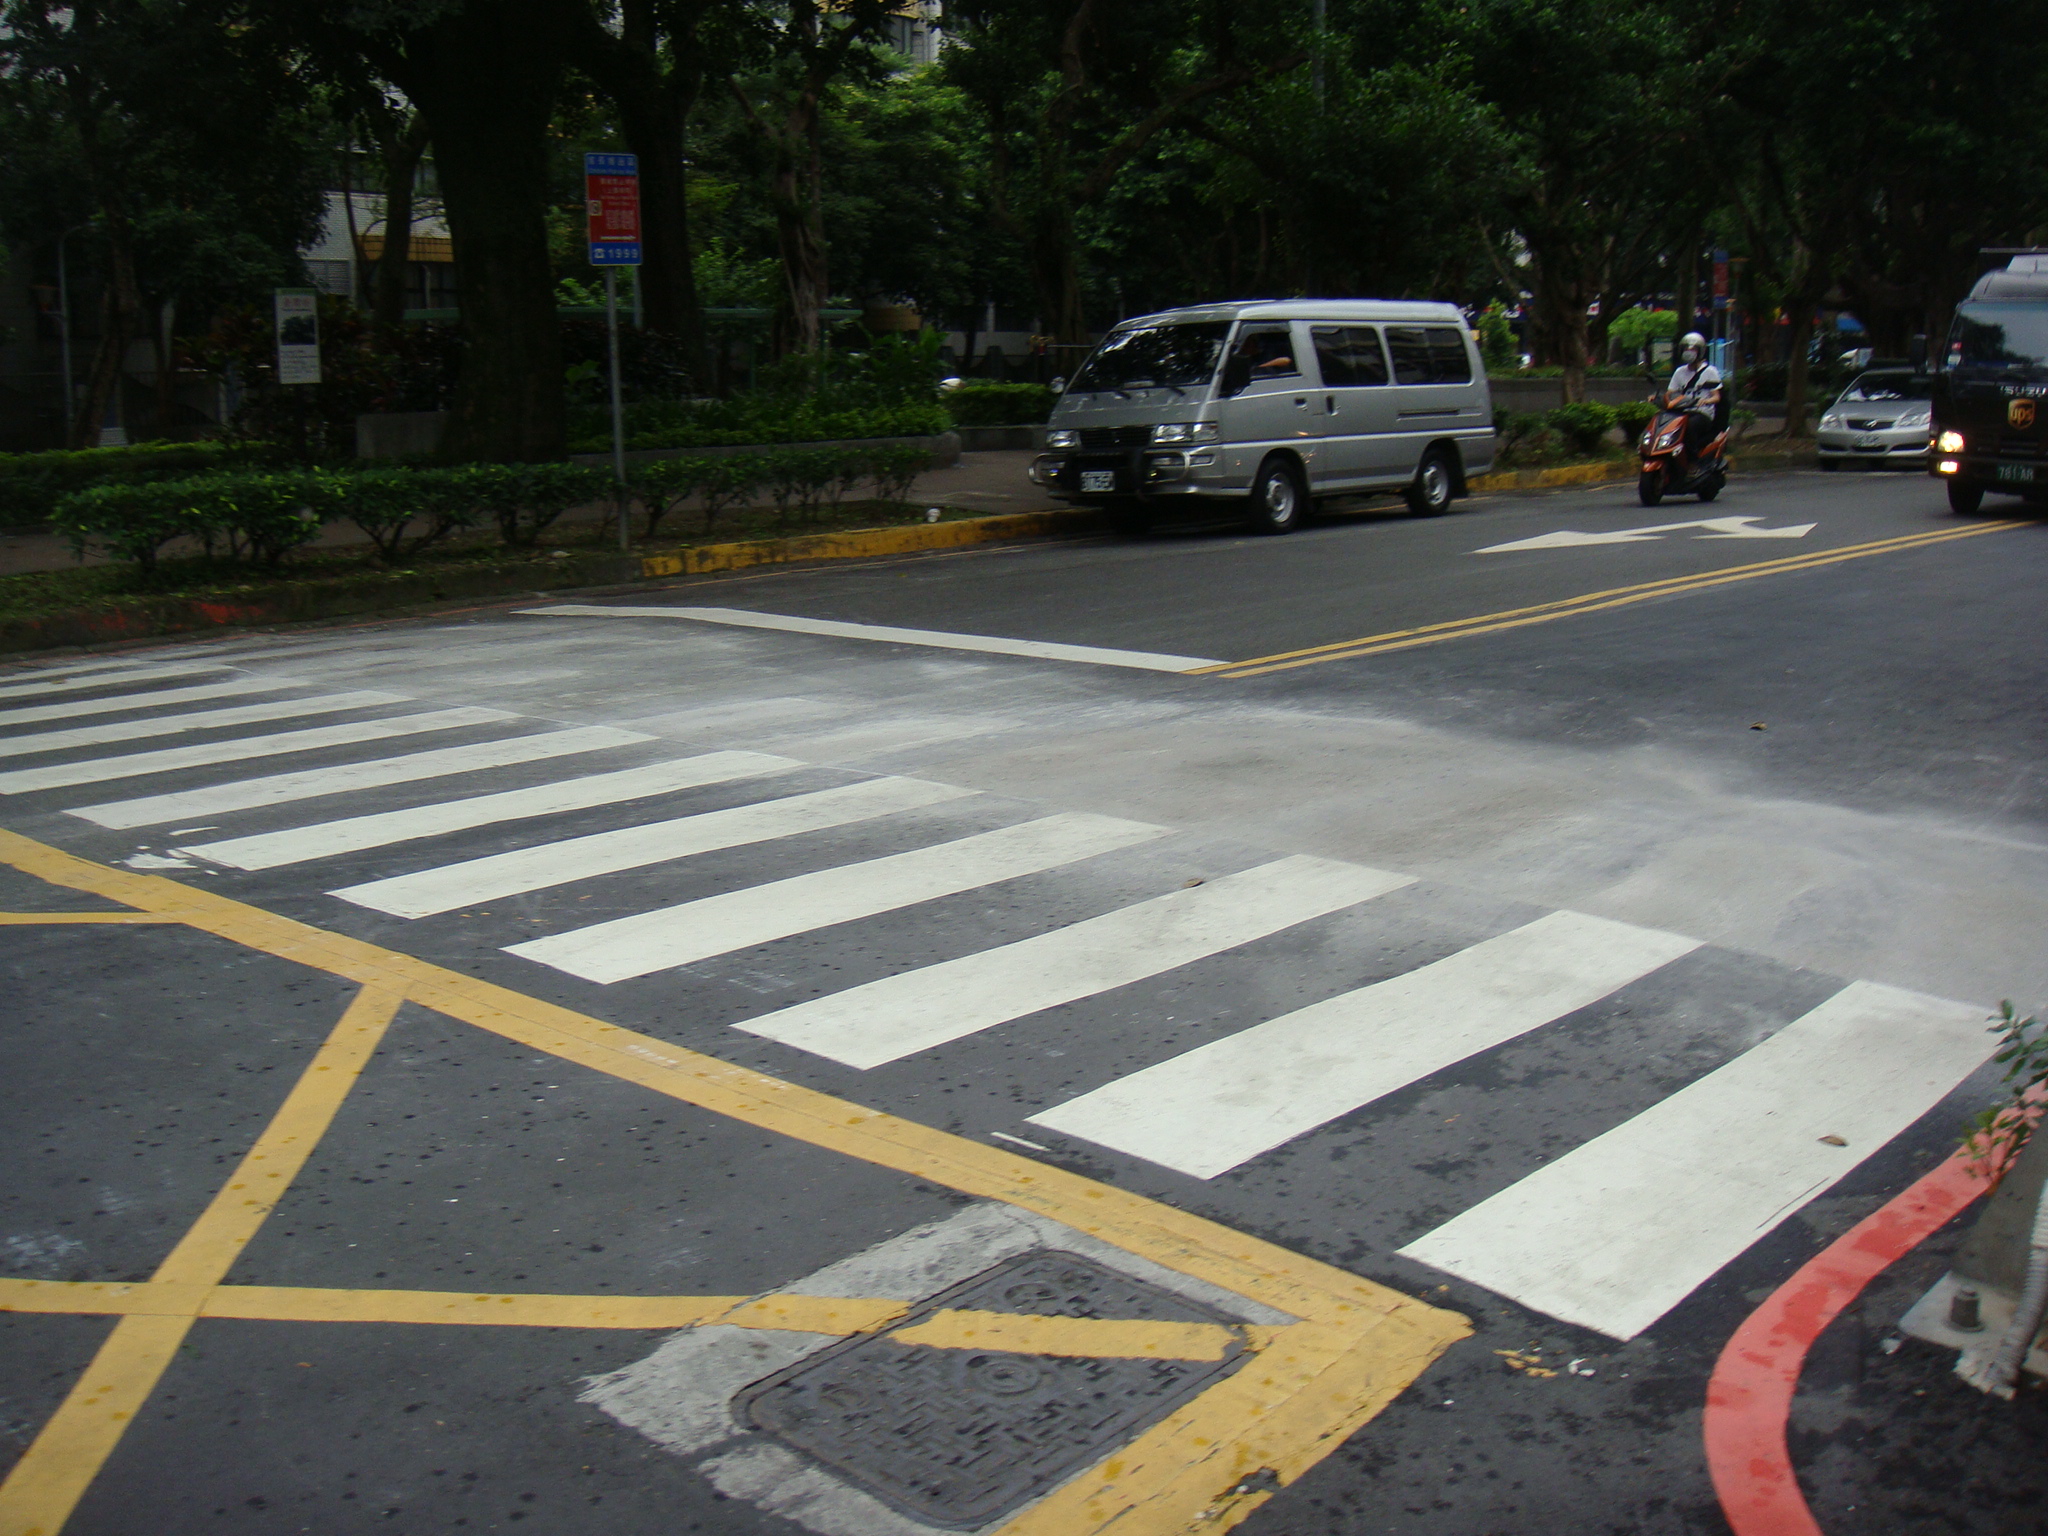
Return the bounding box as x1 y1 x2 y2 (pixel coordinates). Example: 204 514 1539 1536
1947 303 2048 379
1069 322 1231 394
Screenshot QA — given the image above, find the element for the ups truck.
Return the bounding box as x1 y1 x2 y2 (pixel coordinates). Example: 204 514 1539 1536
1930 251 2048 513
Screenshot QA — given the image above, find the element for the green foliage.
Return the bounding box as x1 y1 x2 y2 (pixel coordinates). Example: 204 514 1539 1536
834 329 945 405
0 441 280 527
1476 304 1518 371
943 383 1055 427
1545 402 1618 454
624 443 933 541
1962 1002 2048 1183
1606 308 1679 355
329 467 486 562
1611 399 1658 437
461 463 615 547
51 479 204 569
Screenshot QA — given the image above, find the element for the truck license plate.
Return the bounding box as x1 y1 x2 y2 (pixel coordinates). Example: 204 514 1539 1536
1080 470 1116 492
1997 463 2036 483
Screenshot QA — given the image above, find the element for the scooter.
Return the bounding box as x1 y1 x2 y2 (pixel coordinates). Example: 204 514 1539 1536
1637 388 1729 505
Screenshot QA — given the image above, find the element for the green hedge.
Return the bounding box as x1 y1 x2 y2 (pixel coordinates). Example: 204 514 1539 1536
0 441 283 528
566 399 948 453
942 382 1055 427
628 444 932 539
53 462 616 570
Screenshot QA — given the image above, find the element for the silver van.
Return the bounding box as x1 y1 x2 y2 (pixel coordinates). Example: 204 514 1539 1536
1027 299 1494 533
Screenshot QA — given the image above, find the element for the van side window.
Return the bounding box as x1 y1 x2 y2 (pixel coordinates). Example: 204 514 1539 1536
1313 326 1389 386
1424 328 1474 382
1386 327 1432 384
1231 324 1299 380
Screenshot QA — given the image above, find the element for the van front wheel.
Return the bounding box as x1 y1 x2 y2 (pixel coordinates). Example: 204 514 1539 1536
1249 456 1306 534
1404 449 1455 516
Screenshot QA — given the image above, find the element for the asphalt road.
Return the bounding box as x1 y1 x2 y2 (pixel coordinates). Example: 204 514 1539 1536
3 465 2045 1536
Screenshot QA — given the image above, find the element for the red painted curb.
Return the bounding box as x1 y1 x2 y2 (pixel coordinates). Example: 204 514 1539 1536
1702 1154 1988 1536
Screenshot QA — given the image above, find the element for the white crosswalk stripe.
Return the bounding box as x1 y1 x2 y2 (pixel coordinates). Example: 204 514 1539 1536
187 750 804 871
1397 980 1992 1339
507 812 1166 983
0 677 295 727
65 726 655 829
738 855 1415 1068
332 775 976 919
0 690 408 759
0 692 1996 1339
0 663 229 702
0 707 518 794
1027 912 1702 1178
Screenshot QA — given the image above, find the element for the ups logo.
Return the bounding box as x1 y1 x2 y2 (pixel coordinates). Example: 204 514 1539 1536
2013 397 2039 430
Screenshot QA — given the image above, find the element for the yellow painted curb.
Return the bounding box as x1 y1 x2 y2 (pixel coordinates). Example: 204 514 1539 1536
633 507 1101 579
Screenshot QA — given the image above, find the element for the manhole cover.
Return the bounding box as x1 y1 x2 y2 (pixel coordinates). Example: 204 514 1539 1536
736 1250 1247 1529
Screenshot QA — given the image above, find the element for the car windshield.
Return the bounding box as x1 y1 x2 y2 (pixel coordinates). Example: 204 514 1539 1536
1069 322 1231 393
1947 303 2048 379
1841 373 1932 403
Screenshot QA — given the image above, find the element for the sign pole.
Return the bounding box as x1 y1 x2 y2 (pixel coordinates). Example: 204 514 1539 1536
584 151 642 555
606 268 627 553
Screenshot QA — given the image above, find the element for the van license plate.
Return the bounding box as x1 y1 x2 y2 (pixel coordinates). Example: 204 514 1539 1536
1080 470 1116 493
1997 463 2036 483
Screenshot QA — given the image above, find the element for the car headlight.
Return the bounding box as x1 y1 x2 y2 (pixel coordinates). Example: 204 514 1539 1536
1937 430 1965 453
1045 429 1079 449
1821 413 1843 429
1150 422 1220 444
1894 409 1930 428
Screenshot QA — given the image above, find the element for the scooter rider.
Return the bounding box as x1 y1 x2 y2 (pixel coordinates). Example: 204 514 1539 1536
1666 332 1723 465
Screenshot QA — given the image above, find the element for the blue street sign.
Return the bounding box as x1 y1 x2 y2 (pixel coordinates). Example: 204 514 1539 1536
589 243 642 266
585 152 642 267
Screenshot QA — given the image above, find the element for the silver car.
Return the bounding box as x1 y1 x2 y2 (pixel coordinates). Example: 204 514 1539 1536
1816 370 1933 470
1028 300 1495 533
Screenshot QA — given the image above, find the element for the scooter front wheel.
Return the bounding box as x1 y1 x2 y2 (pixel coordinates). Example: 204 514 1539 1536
1637 470 1665 507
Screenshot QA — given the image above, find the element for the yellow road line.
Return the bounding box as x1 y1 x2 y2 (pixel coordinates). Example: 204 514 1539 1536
0 985 401 1536
0 833 1469 1536
0 912 178 924
0 1279 1244 1359
1202 520 2023 679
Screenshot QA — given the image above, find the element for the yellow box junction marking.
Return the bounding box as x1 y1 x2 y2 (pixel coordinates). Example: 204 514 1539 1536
1200 519 2023 678
0 836 1469 1536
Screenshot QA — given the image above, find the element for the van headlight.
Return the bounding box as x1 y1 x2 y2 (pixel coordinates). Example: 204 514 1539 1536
1045 429 1079 449
1936 430 1965 453
1150 422 1220 444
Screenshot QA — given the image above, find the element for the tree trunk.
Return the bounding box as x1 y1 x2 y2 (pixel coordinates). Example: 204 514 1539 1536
71 216 141 448
1782 295 1820 437
1027 208 1086 346
393 1 571 462
619 86 706 366
372 117 427 337
768 151 828 359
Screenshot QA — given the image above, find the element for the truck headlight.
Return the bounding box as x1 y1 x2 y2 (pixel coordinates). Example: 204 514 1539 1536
1936 430 1965 453
1150 422 1220 444
1045 429 1079 449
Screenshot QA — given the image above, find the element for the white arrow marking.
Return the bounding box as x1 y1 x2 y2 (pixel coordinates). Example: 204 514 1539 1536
1477 516 1816 553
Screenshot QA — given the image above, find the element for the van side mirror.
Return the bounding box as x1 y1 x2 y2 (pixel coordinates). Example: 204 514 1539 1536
1220 355 1252 398
1910 333 1928 374
1048 375 1066 394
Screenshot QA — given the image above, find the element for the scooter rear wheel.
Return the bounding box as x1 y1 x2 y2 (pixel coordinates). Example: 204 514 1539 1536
1637 471 1665 507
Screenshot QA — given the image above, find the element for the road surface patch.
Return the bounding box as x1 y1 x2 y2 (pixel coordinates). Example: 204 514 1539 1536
1201 520 2023 677
0 832 1470 1536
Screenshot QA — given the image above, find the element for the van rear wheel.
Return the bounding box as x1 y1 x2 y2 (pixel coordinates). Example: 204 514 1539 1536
1404 449 1455 516
1249 455 1306 534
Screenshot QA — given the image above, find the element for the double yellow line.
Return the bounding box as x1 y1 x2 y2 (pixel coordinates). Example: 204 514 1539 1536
1197 520 2026 679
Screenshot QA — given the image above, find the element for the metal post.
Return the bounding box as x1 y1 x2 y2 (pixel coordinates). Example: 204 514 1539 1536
606 267 628 553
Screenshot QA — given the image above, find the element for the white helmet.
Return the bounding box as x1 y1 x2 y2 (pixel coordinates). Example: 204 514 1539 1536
1680 331 1707 363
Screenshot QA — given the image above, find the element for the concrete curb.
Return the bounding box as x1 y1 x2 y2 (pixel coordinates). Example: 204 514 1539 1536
1468 447 1815 495
0 507 1109 657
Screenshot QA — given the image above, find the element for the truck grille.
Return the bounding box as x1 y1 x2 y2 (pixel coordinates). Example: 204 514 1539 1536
1078 427 1152 450
1998 433 2045 459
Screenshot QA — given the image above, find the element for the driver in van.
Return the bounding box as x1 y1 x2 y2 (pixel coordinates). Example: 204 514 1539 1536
1233 329 1296 375
1667 331 1723 464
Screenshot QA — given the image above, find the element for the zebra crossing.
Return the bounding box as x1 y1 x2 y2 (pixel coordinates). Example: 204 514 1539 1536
0 657 1998 1341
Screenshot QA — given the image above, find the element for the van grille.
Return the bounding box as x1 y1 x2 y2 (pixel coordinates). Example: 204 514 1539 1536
1078 427 1152 450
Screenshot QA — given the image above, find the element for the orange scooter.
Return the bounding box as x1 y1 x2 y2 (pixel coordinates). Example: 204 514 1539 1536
1637 388 1729 506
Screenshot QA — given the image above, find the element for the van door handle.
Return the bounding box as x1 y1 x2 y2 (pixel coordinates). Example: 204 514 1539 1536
1326 395 1337 414
1294 397 1309 409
